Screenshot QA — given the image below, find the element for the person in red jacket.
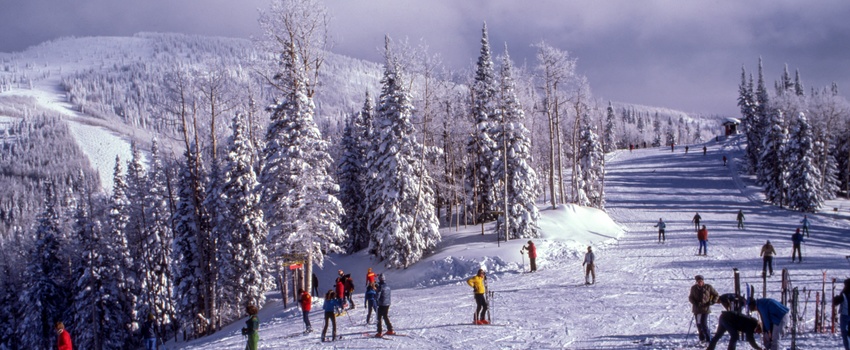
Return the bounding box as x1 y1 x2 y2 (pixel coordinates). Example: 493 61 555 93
299 288 313 333
335 274 346 310
55 322 72 350
697 225 709 256
521 240 537 272
366 267 377 286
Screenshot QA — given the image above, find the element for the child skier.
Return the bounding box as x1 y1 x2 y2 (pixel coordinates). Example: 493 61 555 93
365 282 378 324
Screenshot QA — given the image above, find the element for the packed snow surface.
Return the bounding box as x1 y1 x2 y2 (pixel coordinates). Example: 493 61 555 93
175 136 849 349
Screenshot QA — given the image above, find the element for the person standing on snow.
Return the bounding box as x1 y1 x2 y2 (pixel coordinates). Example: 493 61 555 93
706 311 764 350
366 267 377 286
343 273 356 309
299 288 313 334
321 290 343 342
654 218 667 243
521 240 537 272
689 275 719 344
467 269 489 325
242 305 260 350
55 322 73 350
736 210 745 230
832 278 850 350
760 240 776 277
141 314 157 350
364 282 378 324
791 228 804 262
583 246 596 285
800 215 811 237
692 212 702 231
312 273 319 297
723 155 727 166
697 225 709 255
335 271 345 309
703 145 707 155
748 297 790 350
375 274 395 337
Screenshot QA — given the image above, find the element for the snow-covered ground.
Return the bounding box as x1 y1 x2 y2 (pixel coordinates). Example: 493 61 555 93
173 136 849 349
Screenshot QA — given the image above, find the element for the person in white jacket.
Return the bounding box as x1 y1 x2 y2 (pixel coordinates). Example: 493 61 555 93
582 246 596 285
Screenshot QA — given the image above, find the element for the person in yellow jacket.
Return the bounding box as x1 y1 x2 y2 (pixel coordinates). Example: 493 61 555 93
466 269 489 324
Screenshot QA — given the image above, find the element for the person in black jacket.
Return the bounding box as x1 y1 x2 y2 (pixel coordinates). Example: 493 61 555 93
707 311 763 350
142 314 157 350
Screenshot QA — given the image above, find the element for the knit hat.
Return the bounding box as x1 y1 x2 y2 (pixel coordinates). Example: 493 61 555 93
695 275 704 281
796 228 800 233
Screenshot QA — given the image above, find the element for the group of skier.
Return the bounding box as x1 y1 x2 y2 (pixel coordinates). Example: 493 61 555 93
306 268 393 341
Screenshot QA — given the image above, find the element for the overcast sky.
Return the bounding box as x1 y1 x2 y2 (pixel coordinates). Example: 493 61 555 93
2 0 849 115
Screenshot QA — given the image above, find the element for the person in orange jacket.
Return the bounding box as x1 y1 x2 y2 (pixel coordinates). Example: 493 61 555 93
299 288 313 333
466 269 489 324
55 322 72 350
697 225 709 255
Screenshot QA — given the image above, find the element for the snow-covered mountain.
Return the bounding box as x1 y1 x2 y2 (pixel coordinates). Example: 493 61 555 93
171 135 847 349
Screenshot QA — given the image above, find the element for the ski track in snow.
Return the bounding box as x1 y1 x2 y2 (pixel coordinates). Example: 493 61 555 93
175 137 846 350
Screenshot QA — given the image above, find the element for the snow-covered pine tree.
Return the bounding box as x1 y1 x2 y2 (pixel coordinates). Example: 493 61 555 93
751 58 771 173
787 113 822 212
466 22 499 222
651 114 662 147
815 129 841 200
19 184 70 350
0 243 25 349
106 156 139 343
603 102 617 153
217 113 269 322
665 117 675 147
70 197 128 349
493 46 540 240
339 95 371 253
367 37 441 268
579 113 606 209
139 139 176 335
758 110 789 206
171 145 211 339
259 40 344 288
738 66 758 172
125 141 147 262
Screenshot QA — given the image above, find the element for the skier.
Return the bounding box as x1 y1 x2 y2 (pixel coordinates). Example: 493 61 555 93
141 313 157 350
366 267 377 286
582 246 596 285
692 212 702 231
299 288 313 333
629 143 633 152
671 142 675 152
723 155 727 166
736 210 745 230
364 282 378 324
800 215 810 237
689 275 719 344
467 269 489 325
706 311 764 350
748 297 790 350
335 272 345 308
831 278 850 350
55 322 73 350
791 228 804 262
697 225 709 256
521 240 537 272
685 145 689 154
375 274 395 337
343 273 356 309
654 218 666 243
703 145 707 155
760 240 776 276
242 305 259 350
312 273 319 297
321 290 344 342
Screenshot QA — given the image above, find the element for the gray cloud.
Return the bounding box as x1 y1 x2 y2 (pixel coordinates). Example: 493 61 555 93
2 0 849 115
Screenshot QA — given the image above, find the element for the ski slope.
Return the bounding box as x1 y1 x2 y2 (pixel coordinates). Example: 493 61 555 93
175 136 848 349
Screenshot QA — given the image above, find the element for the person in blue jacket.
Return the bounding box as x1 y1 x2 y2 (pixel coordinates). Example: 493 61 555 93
791 228 804 262
800 215 810 237
364 282 378 324
321 290 344 342
748 297 789 350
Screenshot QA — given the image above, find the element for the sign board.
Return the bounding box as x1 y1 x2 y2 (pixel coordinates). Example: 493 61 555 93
288 263 303 270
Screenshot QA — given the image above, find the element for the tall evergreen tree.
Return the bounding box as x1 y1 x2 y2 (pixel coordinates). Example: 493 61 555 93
787 113 822 212
578 114 606 209
19 185 69 350
758 110 789 206
339 95 372 253
367 38 441 268
466 22 499 222
603 102 617 153
493 46 540 240
259 41 344 287
217 113 269 321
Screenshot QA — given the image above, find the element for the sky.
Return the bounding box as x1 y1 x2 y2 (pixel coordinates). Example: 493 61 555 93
2 0 849 116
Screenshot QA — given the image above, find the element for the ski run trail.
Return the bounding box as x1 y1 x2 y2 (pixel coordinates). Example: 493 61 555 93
173 135 847 350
